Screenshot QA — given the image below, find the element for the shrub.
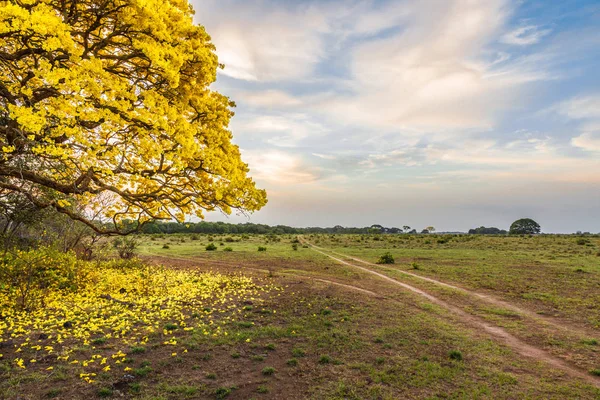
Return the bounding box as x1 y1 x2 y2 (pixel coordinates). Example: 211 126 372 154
319 355 332 364
262 366 275 375
576 238 588 245
224 237 235 242
257 385 269 393
292 348 306 357
258 246 267 252
0 247 89 311
112 237 139 259
205 243 217 251
223 247 233 252
162 244 170 249
376 252 395 264
448 350 463 361
292 243 298 251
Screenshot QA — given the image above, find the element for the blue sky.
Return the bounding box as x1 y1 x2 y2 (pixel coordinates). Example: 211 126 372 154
190 0 600 233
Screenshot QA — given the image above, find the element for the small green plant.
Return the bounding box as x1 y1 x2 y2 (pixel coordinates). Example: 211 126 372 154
449 350 463 361
206 243 217 251
130 346 146 354
223 247 233 252
319 355 332 364
375 357 385 364
265 343 276 350
206 372 217 379
231 352 241 358
164 323 178 331
590 369 600 376
258 246 267 252
257 385 269 393
287 358 298 366
262 366 275 375
376 252 395 264
162 244 170 249
582 338 598 346
134 365 153 377
98 387 113 398
91 337 107 345
411 262 420 270
215 387 231 399
292 243 298 251
129 382 141 394
251 355 265 361
292 348 306 357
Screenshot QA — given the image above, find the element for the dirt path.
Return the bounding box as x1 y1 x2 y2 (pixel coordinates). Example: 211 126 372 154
305 241 598 338
304 243 600 388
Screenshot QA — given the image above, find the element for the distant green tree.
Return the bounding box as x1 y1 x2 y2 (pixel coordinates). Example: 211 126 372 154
509 218 541 235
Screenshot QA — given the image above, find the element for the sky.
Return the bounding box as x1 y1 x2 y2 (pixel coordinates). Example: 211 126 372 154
190 0 600 233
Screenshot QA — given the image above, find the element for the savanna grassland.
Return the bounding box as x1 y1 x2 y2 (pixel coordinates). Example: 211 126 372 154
2 233 600 399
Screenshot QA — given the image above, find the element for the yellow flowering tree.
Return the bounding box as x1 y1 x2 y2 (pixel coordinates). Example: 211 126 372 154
0 0 266 233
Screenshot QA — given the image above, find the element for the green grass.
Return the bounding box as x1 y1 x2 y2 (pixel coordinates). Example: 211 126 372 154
5 233 593 399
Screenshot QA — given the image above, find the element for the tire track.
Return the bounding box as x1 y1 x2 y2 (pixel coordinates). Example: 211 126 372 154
305 240 597 338
304 242 600 388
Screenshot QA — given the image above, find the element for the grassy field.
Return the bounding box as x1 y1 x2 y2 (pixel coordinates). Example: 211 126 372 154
1 233 599 399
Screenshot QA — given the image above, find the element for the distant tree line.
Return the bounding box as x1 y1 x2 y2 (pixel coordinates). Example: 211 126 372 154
139 222 421 235
468 226 507 235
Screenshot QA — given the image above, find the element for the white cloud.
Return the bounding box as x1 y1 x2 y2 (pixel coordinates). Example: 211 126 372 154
191 0 328 81
557 95 600 153
235 114 329 148
237 90 303 108
572 133 600 152
242 150 322 184
501 25 551 45
314 0 541 132
559 95 600 120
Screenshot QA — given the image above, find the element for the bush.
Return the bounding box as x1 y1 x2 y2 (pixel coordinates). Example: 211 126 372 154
376 252 395 264
162 244 170 249
576 238 588 245
224 237 235 243
0 247 89 311
448 350 463 361
206 243 217 251
291 243 298 251
258 246 267 252
223 247 233 252
112 237 139 259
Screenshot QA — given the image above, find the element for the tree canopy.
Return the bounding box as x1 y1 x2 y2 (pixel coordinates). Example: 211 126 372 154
0 0 266 233
468 226 507 235
509 218 541 235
